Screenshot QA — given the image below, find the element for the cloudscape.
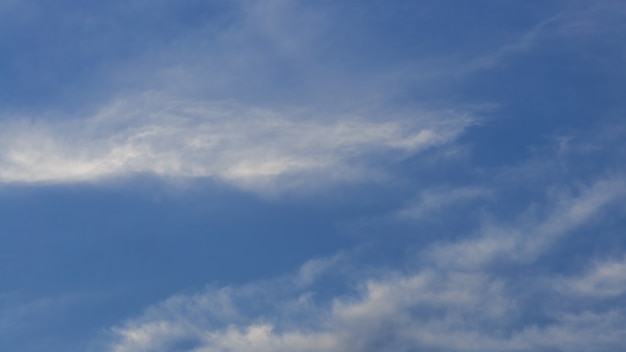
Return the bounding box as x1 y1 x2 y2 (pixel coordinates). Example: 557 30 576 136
2 1 626 351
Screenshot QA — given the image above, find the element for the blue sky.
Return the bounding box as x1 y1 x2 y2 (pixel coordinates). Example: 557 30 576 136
1 1 626 351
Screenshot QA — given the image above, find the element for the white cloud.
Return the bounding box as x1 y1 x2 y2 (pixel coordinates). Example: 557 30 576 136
557 256 626 298
107 261 626 352
107 267 509 352
293 252 351 288
0 92 472 193
3 1 626 351
104 169 626 351
428 177 626 269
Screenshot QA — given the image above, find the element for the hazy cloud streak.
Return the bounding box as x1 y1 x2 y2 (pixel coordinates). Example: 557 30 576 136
0 93 473 192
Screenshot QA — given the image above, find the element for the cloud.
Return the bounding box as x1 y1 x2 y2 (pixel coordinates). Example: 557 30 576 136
105 169 626 351
557 256 626 298
106 267 507 352
397 186 492 221
428 177 626 269
107 257 626 352
0 92 473 193
4 1 626 351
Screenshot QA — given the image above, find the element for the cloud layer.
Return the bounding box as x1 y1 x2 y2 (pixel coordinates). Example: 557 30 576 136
2 1 626 351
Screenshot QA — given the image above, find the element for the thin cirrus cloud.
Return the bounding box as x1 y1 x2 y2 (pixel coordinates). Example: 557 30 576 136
0 92 473 192
556 256 626 298
427 177 626 269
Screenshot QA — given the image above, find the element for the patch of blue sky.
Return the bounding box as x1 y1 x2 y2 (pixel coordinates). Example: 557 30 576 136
1 0 626 351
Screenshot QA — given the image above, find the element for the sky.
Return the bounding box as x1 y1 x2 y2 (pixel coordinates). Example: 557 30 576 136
1 0 626 351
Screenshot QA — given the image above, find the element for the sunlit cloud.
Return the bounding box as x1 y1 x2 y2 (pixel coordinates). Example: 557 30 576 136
0 93 473 193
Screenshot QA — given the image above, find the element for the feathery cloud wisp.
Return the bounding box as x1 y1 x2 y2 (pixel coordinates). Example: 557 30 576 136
0 93 473 192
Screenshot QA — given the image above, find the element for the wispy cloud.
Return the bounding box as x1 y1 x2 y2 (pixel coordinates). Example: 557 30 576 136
106 168 626 351
557 256 626 298
103 109 626 351
0 92 473 193
108 248 626 352
397 186 492 221
3 1 626 351
428 177 626 269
